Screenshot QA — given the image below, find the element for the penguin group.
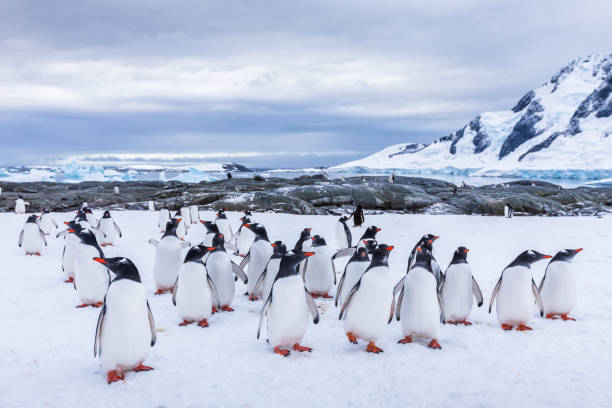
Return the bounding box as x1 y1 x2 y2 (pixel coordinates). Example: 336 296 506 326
13 204 584 384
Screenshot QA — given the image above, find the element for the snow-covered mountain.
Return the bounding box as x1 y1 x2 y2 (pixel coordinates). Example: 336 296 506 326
333 54 612 179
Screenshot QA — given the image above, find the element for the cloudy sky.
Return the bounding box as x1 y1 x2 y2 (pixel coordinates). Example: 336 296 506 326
1 0 611 168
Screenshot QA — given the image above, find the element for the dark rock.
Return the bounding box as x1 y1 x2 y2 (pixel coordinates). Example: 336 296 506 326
511 90 536 113
499 100 544 159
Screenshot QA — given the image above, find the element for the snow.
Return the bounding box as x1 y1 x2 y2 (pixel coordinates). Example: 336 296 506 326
1 210 611 407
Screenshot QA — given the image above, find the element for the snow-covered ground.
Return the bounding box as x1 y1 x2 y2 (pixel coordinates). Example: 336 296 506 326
1 210 611 407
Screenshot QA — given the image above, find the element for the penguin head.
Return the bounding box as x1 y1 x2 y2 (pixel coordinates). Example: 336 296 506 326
412 245 433 272
240 216 252 225
550 248 583 263
510 250 552 267
93 257 141 282
299 228 312 240
361 226 381 240
163 218 180 238
26 215 38 223
243 210 252 217
244 223 269 241
216 209 227 219
450 246 469 264
339 216 349 223
74 210 87 222
364 239 378 254
42 208 50 214
271 241 287 257
84 208 93 215
200 220 220 234
184 244 211 263
350 247 370 263
420 234 439 251
277 251 315 279
369 244 394 268
311 235 327 247
64 221 85 235
211 233 226 248
17 193 23 199
102 210 111 218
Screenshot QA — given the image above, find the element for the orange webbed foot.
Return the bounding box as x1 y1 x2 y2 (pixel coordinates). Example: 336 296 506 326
92 302 104 308
346 332 358 344
274 346 290 357
561 314 576 321
221 306 234 312
428 339 441 349
179 320 192 326
154 289 165 295
546 314 558 320
516 324 533 331
107 370 125 384
366 342 383 353
248 294 258 301
320 293 333 299
461 320 472 326
211 307 218 314
75 303 90 308
133 363 153 372
310 293 319 299
501 324 513 331
293 343 312 352
64 277 74 283
398 336 413 344
198 319 209 328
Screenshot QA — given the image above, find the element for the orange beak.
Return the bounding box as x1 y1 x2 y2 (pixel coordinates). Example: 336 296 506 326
271 243 277 247
307 228 312 231
244 224 251 229
376 228 381 232
543 255 552 258
199 220 206 224
303 252 315 257
207 247 216 251
176 218 182 222
386 246 394 251
363 240 368 245
67 229 76 233
464 249 469 253
417 247 422 252
575 248 583 253
434 236 440 240
64 222 71 225
93 257 107 264
219 234 224 238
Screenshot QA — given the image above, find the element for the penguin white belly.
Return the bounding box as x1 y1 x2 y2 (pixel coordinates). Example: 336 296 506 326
62 236 78 278
22 224 43 254
344 268 393 342
180 207 192 227
158 210 170 231
98 218 118 245
176 263 212 321
268 276 310 347
206 252 235 307
100 280 152 372
176 220 187 240
401 268 440 339
75 247 109 304
304 247 334 295
86 213 98 227
216 219 233 241
441 264 474 322
153 237 183 290
237 228 255 256
247 241 273 296
298 240 312 276
15 199 26 214
338 262 369 305
335 222 348 249
263 258 282 300
189 205 199 224
496 267 535 325
540 262 576 315
39 215 55 235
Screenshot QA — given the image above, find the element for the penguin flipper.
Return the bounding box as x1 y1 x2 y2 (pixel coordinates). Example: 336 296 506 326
18 230 24 247
437 290 445 324
239 252 251 269
40 230 48 247
94 303 106 357
471 277 484 307
335 271 347 307
331 258 337 285
148 239 159 247
252 268 267 297
332 247 355 260
393 277 405 297
207 273 221 309
147 301 157 346
172 277 179 306
56 230 68 238
531 279 544 317
113 222 122 238
388 292 395 324
257 294 272 340
396 287 404 321
231 261 248 284
305 288 320 324
488 274 503 314
339 280 361 320
343 222 352 248
538 268 547 292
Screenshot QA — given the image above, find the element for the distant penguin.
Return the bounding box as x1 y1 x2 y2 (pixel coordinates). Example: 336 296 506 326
504 204 514 218
180 207 191 230
200 221 221 246
113 186 119 195
215 209 233 241
97 211 122 246
38 209 58 235
148 201 155 211
257 241 287 301
489 250 550 331
240 223 273 300
204 233 248 312
294 228 312 276
336 247 370 307
332 225 380 260
158 206 170 232
189 205 199 224
15 194 29 214
335 216 352 250
440 247 483 325
92 257 156 384
339 244 395 353
173 244 219 326
539 248 583 321
396 245 443 349
257 251 319 357
303 235 336 298
18 215 47 255
352 204 365 227
149 219 191 294
234 215 255 256
172 212 188 240
57 221 84 283
71 229 110 308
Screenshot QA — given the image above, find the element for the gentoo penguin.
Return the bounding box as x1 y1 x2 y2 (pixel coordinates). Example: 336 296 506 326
257 251 319 357
240 223 273 300
303 235 336 298
204 233 248 312
148 219 191 294
15 194 29 214
339 244 395 353
352 204 365 227
18 215 47 256
539 248 583 321
294 228 312 276
215 209 233 242
38 209 58 235
256 241 287 301
407 234 442 285
92 257 156 384
396 245 444 349
180 206 192 228
504 204 514 218
336 247 370 307
158 205 171 232
189 205 200 224
172 212 188 240
332 226 381 260
200 221 221 246
439 247 483 325
172 245 220 326
57 221 85 282
234 215 255 256
335 216 352 250
71 229 110 308
97 211 122 246
489 250 550 331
